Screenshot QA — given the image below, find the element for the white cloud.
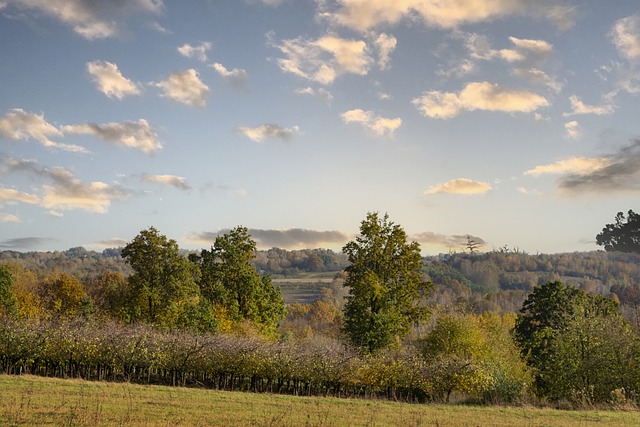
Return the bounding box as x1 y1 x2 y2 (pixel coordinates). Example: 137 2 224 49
512 68 562 93
610 14 640 60
269 32 373 84
0 108 86 153
411 231 487 250
0 0 164 40
210 63 248 87
425 178 492 195
87 60 141 100
2 157 131 214
524 157 610 176
295 87 334 103
141 174 191 191
237 124 300 142
563 95 615 116
178 42 212 62
563 120 581 140
63 119 162 154
525 141 640 195
154 69 209 107
341 109 402 136
412 81 549 119
0 187 40 205
0 213 21 223
322 0 573 31
373 32 397 70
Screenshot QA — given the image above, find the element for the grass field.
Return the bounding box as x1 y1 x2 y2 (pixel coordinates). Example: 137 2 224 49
1 375 640 426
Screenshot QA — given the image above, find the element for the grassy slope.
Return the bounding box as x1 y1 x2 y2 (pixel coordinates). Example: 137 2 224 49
1 375 639 426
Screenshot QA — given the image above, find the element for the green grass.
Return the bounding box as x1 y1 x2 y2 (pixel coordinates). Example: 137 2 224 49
1 375 639 426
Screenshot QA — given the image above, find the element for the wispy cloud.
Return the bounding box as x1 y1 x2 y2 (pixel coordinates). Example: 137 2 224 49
178 41 212 62
1 156 131 214
189 228 350 249
63 119 162 154
526 141 640 195
141 174 191 191
373 33 397 70
210 63 248 87
412 82 548 119
0 109 86 153
425 178 492 195
237 124 300 142
87 60 141 99
153 69 209 107
563 95 615 117
295 86 334 103
341 109 401 136
610 14 640 60
563 121 581 140
0 0 164 40
0 187 40 205
0 236 56 249
0 213 21 223
525 157 610 176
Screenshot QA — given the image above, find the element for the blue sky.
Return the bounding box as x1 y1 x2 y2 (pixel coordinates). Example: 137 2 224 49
1 0 639 255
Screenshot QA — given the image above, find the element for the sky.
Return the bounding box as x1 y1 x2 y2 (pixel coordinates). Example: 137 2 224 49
1 0 640 255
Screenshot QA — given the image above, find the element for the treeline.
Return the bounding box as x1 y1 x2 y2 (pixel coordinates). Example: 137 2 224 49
3 214 640 407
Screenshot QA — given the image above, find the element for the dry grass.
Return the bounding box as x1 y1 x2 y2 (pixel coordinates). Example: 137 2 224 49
1 374 639 426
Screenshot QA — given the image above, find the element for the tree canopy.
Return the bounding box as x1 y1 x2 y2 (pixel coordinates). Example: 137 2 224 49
121 227 200 326
191 226 286 335
342 212 432 353
596 209 640 254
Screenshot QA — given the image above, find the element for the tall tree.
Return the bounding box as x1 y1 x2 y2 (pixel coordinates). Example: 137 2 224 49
342 212 432 353
192 226 285 334
121 227 200 326
596 209 640 253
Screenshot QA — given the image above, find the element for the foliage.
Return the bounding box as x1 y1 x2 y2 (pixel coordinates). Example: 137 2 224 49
420 311 531 403
191 226 286 336
514 281 638 402
596 210 640 253
0 265 17 316
121 227 201 328
342 213 432 353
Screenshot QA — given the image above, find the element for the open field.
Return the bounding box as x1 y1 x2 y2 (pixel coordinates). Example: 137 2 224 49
1 375 639 427
273 273 337 304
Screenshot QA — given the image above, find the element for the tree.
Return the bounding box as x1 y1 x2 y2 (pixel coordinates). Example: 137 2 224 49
121 227 200 326
596 209 640 253
514 281 637 401
342 212 432 353
0 265 17 316
192 226 286 335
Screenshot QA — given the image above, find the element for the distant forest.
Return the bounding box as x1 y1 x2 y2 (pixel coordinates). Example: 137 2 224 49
2 246 639 314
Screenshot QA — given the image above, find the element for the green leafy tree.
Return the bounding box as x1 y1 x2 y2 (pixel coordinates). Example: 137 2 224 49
596 209 640 253
121 227 200 327
0 265 17 316
192 226 286 335
342 212 432 353
514 281 636 401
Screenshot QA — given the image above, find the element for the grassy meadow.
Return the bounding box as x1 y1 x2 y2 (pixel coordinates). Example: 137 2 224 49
1 375 639 427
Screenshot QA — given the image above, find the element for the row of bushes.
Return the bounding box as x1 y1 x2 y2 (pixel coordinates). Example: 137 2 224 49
0 317 525 404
